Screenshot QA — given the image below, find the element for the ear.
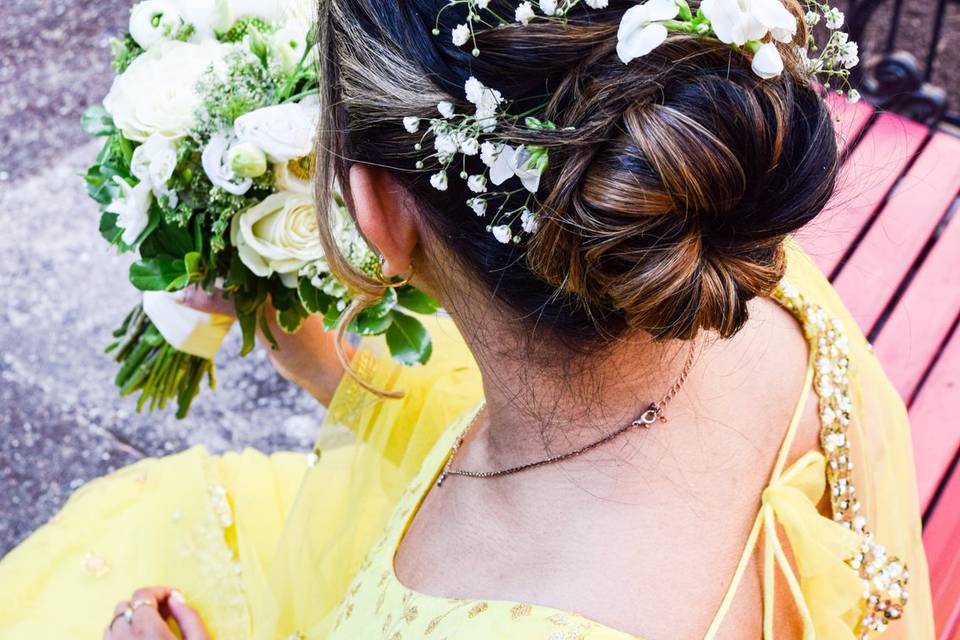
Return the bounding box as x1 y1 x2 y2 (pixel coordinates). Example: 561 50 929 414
349 164 419 278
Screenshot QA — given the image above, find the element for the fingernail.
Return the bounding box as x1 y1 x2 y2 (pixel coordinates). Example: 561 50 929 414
171 589 186 603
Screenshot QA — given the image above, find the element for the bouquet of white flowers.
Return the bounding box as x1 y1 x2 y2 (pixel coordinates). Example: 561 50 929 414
83 0 437 418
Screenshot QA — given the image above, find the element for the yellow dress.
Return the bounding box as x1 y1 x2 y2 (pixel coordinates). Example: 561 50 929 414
0 243 935 640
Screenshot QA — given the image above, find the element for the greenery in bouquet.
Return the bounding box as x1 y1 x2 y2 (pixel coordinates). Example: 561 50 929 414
83 0 438 418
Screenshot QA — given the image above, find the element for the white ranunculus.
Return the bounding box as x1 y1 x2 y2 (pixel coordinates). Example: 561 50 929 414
230 192 324 287
129 1 184 49
751 42 784 78
616 0 680 64
202 132 254 195
701 0 797 46
235 100 317 163
269 19 312 73
103 40 227 141
273 160 313 194
107 177 153 245
227 142 268 178
131 133 179 205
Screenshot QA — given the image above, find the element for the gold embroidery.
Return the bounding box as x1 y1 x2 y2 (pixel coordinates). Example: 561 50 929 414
467 602 489 618
775 282 908 637
511 603 533 619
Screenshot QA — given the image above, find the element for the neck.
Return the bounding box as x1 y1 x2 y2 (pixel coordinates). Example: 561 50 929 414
448 307 699 470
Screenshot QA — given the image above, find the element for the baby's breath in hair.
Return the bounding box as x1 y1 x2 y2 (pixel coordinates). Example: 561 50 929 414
408 0 861 243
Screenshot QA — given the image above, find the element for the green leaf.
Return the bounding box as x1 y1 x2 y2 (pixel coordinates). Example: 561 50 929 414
81 106 116 137
139 218 195 258
259 304 280 350
98 212 124 245
297 278 334 315
396 287 441 315
385 311 433 366
366 288 397 318
276 303 307 334
129 256 186 291
238 310 257 356
352 308 394 336
85 164 119 205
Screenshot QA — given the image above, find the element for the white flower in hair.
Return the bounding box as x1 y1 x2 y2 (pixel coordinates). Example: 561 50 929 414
464 76 503 132
480 141 499 168
403 116 420 133
515 2 536 24
585 0 609 7
469 198 487 216
467 175 487 193
438 101 455 119
491 225 513 244
521 209 539 234
700 0 797 46
460 137 480 155
751 42 785 79
617 0 680 64
488 144 517 186
434 132 459 156
452 23 470 46
430 172 449 191
838 40 859 68
508 146 544 193
540 0 559 16
824 7 844 29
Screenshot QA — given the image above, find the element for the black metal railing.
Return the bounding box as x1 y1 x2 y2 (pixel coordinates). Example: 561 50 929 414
845 0 959 128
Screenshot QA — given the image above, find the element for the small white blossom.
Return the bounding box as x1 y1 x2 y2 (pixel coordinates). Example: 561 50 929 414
540 0 558 16
515 2 535 24
430 171 448 191
480 141 499 168
434 131 459 156
438 101 455 118
469 198 487 216
585 0 609 7
838 40 859 69
491 225 513 244
489 144 517 185
467 174 487 193
452 23 470 46
106 177 152 245
824 7 844 29
521 209 539 234
847 89 862 104
460 137 480 155
403 116 420 133
805 10 821 26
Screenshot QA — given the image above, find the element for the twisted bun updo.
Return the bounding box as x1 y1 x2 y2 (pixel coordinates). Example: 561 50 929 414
316 0 839 345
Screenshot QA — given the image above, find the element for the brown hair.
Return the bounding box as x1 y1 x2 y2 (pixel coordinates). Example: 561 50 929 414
315 0 839 348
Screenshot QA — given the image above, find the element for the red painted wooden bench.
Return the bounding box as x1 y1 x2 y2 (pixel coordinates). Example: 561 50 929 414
798 90 960 638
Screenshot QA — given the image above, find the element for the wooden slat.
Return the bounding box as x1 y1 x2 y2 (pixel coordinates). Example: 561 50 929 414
831 133 960 332
796 113 929 276
924 450 960 639
872 197 960 400
909 324 960 510
825 91 875 153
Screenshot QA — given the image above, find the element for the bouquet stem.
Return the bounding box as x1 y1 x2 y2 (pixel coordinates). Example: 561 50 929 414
107 305 216 419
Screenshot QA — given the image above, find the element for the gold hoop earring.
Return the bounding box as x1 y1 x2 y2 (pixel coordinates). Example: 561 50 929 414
375 256 414 288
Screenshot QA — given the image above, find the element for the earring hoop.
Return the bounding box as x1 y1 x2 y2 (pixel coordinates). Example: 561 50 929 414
375 256 414 288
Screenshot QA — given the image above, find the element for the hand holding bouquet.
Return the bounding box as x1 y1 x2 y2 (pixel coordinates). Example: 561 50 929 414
83 0 436 418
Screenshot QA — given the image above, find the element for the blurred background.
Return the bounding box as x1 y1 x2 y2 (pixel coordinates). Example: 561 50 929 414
0 0 958 559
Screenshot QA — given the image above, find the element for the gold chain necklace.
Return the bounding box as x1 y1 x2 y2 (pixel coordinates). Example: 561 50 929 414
437 343 697 487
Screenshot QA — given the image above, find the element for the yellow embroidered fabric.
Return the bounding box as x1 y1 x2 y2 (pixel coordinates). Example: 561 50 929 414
0 243 934 640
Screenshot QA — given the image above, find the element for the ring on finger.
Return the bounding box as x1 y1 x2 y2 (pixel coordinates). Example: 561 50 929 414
131 599 156 611
110 606 135 628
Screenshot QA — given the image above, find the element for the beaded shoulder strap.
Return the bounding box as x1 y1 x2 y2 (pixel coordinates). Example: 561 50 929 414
774 281 909 637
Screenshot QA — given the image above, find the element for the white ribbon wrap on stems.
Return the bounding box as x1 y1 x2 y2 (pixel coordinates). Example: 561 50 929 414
142 291 235 360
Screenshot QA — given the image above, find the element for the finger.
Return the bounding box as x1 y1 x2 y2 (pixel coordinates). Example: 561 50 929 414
131 604 175 639
167 591 212 640
114 600 131 616
131 586 173 609
179 286 237 317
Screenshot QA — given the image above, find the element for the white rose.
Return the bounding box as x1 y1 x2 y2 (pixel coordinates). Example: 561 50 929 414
103 40 228 141
129 1 184 49
202 131 254 195
106 177 153 245
235 99 317 163
131 133 179 204
230 192 323 287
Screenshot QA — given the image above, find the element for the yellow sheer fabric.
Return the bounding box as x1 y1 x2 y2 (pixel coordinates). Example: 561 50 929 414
0 243 934 639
